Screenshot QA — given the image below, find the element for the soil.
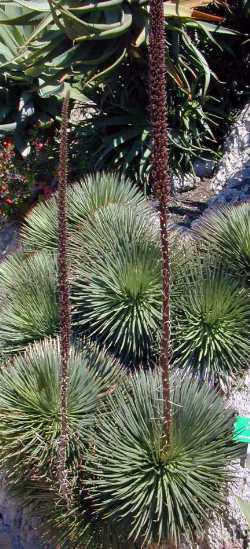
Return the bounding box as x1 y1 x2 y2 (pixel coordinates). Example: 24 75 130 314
169 178 214 227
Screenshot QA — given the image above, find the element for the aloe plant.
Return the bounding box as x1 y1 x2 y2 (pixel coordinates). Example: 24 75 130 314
0 2 91 151
0 0 232 95
0 0 237 165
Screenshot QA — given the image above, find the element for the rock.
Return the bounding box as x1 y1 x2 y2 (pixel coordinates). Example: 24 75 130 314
0 480 50 548
209 102 250 206
193 159 217 178
0 220 20 262
203 373 250 548
173 172 201 191
70 100 98 125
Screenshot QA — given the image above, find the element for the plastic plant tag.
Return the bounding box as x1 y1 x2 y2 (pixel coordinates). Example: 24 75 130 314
233 416 250 443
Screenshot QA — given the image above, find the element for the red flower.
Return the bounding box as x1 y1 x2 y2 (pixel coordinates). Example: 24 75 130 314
5 197 14 205
3 137 13 150
35 142 45 152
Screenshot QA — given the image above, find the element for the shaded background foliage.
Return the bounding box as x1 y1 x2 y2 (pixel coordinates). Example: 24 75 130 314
0 0 249 200
64 0 250 187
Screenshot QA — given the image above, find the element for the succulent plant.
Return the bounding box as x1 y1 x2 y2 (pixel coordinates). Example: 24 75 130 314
21 172 149 252
0 337 123 495
194 203 250 288
173 265 250 387
72 203 162 365
87 369 240 546
0 251 58 353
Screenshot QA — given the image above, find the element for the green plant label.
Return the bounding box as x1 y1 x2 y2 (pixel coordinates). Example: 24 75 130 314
233 416 250 443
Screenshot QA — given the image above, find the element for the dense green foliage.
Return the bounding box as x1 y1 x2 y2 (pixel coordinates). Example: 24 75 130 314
21 172 149 251
71 202 189 364
194 203 250 287
173 265 250 386
0 0 249 543
0 0 229 91
77 59 222 182
87 369 240 546
0 251 58 352
0 176 157 357
2 179 249 380
0 338 123 492
68 0 250 182
72 203 162 364
0 341 240 547
0 0 249 181
0 168 249 545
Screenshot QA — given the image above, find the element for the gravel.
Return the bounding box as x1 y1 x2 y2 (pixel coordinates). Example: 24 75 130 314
203 374 250 549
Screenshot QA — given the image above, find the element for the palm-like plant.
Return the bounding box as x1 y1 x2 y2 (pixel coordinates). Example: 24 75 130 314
21 172 149 252
173 266 250 387
0 338 123 496
194 203 250 287
0 251 58 352
87 369 240 547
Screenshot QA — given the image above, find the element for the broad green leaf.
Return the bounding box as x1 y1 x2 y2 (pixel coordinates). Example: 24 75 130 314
63 83 89 102
65 0 124 13
38 81 64 98
11 0 50 12
84 48 127 87
75 7 133 41
0 10 42 24
0 121 17 132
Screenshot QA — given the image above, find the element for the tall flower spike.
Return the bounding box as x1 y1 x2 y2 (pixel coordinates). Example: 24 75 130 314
57 91 71 500
148 0 172 446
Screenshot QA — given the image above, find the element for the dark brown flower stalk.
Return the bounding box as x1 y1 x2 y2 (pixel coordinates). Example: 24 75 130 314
148 0 172 446
57 91 71 500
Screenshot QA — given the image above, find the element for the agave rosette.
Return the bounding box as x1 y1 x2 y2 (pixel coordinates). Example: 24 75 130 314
87 369 240 546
